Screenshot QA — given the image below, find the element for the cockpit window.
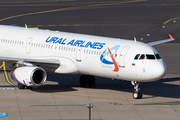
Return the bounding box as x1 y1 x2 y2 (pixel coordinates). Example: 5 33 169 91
155 54 161 59
134 54 140 60
146 54 155 59
139 54 145 60
134 54 161 60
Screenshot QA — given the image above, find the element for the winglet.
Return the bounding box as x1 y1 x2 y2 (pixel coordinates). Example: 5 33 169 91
147 34 175 46
169 34 174 40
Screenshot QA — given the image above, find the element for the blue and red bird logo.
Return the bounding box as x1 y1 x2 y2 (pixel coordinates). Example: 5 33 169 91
100 45 120 72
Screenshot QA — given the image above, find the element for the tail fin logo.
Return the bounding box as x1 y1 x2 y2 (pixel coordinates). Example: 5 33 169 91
100 45 120 72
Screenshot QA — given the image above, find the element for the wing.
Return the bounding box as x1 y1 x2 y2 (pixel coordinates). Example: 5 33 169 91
147 34 175 46
0 57 60 72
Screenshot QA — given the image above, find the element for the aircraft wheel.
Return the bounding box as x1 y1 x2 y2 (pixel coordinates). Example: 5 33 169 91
26 86 33 90
87 75 95 86
17 83 26 89
79 75 88 87
133 91 143 99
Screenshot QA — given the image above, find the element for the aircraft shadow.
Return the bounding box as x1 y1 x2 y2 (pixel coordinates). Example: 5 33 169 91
31 73 180 99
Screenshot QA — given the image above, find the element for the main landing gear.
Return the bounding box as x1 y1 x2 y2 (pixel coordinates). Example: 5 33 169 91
79 75 95 87
17 83 33 89
131 81 143 99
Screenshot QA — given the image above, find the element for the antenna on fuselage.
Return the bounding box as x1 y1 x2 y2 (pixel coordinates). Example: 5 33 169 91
134 37 136 43
25 24 27 29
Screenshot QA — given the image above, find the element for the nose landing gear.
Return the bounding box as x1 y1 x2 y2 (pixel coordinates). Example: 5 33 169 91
79 75 95 87
131 81 143 99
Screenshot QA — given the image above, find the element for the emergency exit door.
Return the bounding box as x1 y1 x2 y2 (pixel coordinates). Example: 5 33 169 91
26 37 33 54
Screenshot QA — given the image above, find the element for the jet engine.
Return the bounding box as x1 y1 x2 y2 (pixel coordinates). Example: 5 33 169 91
11 66 47 86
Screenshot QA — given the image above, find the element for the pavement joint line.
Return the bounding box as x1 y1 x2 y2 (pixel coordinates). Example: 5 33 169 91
3 103 180 108
52 93 180 105
0 109 179 113
52 93 159 103
0 99 90 106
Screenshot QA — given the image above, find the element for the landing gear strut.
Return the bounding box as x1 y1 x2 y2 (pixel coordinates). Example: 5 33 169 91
17 83 25 89
17 83 33 89
79 75 95 87
131 81 143 99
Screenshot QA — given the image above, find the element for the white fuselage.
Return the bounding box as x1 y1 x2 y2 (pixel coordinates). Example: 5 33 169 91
0 25 166 82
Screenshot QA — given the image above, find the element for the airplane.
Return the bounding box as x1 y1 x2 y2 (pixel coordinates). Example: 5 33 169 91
0 25 175 99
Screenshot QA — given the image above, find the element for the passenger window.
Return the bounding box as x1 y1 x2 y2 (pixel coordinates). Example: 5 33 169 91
155 54 161 59
91 51 93 54
146 54 155 59
139 54 145 60
134 54 140 60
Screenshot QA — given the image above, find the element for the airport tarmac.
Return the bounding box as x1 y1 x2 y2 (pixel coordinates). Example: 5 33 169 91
0 0 180 119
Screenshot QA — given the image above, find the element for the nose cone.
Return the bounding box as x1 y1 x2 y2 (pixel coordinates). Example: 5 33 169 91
151 60 166 80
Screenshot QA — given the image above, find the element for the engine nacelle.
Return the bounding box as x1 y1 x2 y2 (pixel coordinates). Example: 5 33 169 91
12 66 47 86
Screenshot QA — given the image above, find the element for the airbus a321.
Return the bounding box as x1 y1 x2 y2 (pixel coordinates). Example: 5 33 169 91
0 25 175 99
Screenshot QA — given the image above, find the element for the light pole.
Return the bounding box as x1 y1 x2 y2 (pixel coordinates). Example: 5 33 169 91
86 103 93 120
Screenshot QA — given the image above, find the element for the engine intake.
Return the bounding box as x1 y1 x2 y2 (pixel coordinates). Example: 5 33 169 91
12 66 47 86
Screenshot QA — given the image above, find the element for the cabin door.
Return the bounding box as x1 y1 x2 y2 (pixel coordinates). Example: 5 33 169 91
76 47 82 62
118 46 130 68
